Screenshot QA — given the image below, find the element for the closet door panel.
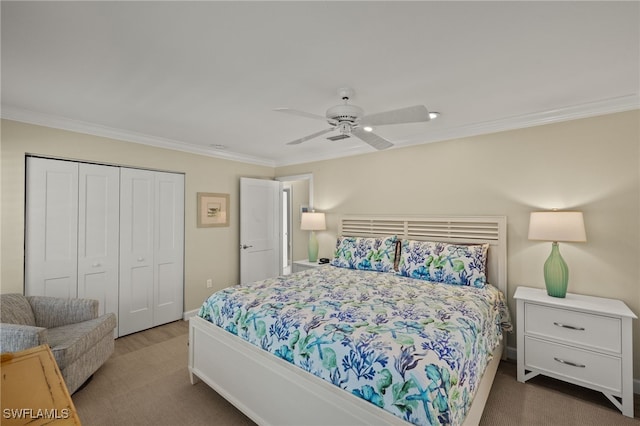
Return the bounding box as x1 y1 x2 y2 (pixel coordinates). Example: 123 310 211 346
128 266 153 310
77 163 120 317
153 172 184 326
119 168 155 336
25 157 78 298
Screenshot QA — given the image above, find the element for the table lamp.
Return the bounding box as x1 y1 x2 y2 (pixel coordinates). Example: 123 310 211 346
528 211 586 298
300 212 326 263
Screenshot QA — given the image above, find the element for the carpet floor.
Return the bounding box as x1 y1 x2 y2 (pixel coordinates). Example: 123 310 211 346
72 320 640 425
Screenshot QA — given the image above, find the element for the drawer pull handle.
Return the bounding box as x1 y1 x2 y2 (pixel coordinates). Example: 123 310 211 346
554 357 586 368
553 322 585 331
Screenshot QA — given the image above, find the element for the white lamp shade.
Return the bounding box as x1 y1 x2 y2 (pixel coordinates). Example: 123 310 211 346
528 211 586 242
301 212 326 231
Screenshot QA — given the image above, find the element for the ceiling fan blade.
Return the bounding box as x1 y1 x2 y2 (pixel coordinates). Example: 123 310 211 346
274 108 326 121
352 128 394 150
286 128 334 145
362 105 430 126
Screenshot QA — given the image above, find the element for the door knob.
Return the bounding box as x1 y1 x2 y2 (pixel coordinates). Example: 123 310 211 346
241 244 253 250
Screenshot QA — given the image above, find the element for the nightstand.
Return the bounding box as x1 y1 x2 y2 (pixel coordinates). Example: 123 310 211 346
292 259 325 273
514 286 636 417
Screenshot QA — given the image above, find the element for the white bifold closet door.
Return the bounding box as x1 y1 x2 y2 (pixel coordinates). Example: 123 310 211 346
26 157 184 337
118 168 184 336
26 158 79 298
77 162 120 317
25 157 120 319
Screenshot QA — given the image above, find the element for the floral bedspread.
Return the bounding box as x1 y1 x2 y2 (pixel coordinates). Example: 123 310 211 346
198 266 511 426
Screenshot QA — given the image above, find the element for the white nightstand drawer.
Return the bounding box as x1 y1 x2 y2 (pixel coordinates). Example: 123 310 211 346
525 303 621 353
525 336 621 393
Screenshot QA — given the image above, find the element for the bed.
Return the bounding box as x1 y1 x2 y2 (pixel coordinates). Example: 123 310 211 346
189 215 511 425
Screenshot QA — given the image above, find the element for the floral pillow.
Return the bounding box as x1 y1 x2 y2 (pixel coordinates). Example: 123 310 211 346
397 240 489 287
330 235 398 272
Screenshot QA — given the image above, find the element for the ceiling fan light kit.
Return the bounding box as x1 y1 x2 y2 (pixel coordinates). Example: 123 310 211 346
276 88 436 150
326 104 363 125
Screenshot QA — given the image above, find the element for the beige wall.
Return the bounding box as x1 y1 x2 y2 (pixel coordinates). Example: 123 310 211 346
3 110 639 378
0 119 274 310
277 110 640 376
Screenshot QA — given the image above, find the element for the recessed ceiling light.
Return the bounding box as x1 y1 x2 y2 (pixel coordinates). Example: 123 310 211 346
429 112 440 119
363 126 373 132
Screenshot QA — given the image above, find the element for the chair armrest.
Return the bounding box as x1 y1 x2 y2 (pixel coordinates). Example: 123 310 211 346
28 296 98 329
0 323 48 353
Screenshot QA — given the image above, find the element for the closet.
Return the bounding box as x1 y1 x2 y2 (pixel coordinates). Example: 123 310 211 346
25 157 184 337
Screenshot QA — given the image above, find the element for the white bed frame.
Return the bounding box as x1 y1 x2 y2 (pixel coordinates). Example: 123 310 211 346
189 215 507 426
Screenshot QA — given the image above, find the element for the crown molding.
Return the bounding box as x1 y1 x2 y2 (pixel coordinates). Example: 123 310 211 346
3 93 638 169
395 94 640 151
0 106 276 168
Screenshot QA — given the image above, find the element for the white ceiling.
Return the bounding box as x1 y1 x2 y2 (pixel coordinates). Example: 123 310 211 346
2 1 639 167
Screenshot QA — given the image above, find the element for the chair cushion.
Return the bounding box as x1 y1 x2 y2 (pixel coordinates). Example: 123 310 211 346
28 296 97 328
47 313 117 369
0 294 36 326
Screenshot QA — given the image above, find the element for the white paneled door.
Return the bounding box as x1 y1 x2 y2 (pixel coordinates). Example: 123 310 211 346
153 171 185 327
77 163 120 317
119 168 184 336
240 177 282 284
119 168 155 335
25 157 79 298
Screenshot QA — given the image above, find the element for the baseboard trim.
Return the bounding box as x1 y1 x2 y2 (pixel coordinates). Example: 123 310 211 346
182 309 199 321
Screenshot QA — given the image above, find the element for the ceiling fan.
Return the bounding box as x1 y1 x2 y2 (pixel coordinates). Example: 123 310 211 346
275 88 436 150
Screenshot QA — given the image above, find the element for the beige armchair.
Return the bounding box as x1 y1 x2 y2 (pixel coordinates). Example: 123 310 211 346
0 294 117 394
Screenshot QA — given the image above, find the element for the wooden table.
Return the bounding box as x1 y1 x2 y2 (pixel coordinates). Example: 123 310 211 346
1 344 81 425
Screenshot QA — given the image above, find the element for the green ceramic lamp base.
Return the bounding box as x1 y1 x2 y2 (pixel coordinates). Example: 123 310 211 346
308 231 319 263
544 242 569 298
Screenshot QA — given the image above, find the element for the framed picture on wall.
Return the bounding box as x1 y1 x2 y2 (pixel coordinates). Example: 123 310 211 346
300 205 309 224
197 192 229 227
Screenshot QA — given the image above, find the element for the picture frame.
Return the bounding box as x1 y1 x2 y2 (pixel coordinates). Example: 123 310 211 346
197 192 229 228
300 205 309 224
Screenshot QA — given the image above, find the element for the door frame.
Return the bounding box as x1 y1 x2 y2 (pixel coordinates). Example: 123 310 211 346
275 173 314 271
282 185 291 273
275 173 314 209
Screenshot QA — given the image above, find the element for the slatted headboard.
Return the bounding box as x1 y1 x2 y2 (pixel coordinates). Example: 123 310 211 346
338 215 507 295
